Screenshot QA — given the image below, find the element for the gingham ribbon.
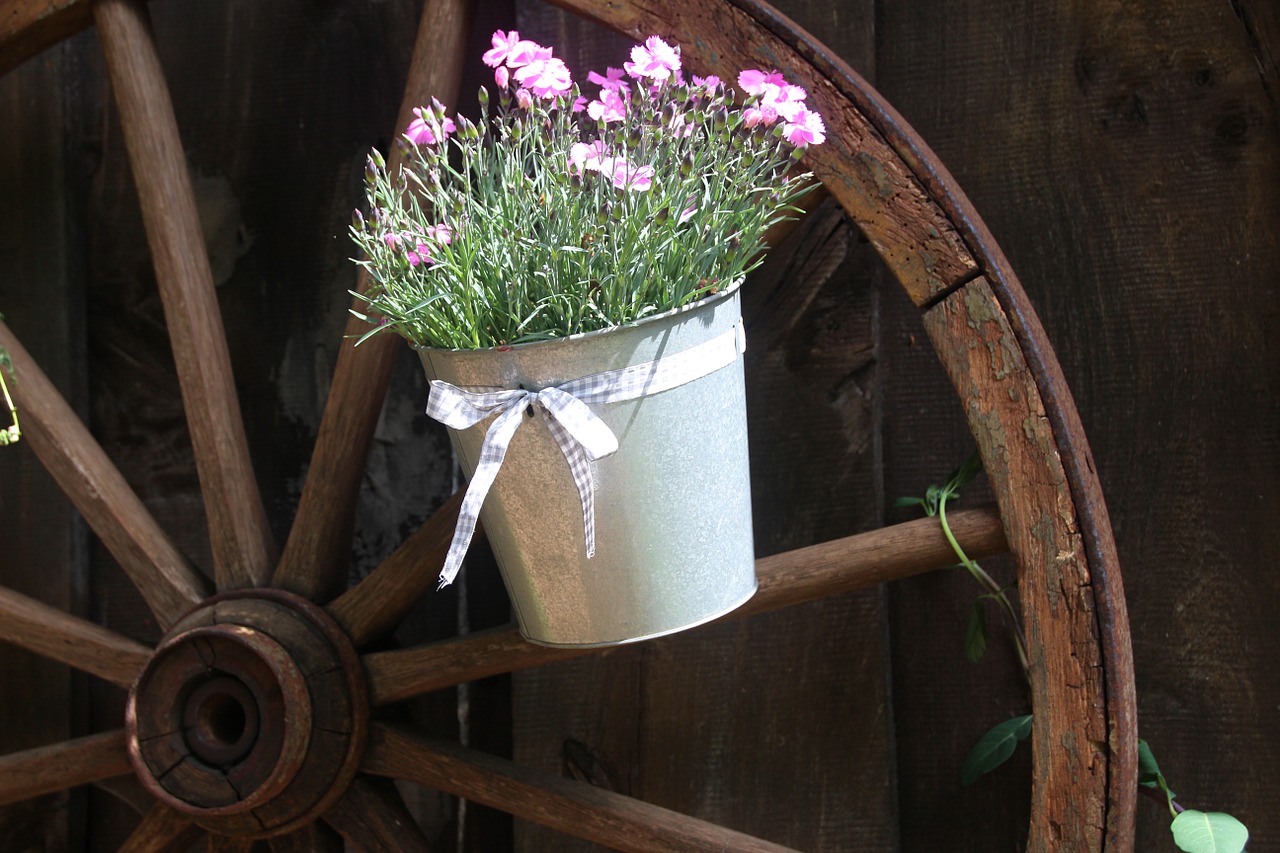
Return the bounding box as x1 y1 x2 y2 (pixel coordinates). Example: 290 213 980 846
427 321 745 588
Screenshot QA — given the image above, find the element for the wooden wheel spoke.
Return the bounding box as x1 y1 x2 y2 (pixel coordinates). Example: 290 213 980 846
273 0 474 602
0 585 152 687
364 723 800 853
0 0 94 77
363 507 1007 705
119 803 202 853
94 0 275 592
266 823 344 852
0 730 133 806
0 321 208 628
323 776 432 850
326 490 462 648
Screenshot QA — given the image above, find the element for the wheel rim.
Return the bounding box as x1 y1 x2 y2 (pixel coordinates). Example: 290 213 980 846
0 0 1136 850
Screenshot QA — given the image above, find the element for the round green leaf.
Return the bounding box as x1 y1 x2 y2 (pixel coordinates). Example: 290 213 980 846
1170 810 1249 853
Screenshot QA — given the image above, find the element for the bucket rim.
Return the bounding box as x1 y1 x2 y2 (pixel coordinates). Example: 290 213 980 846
410 280 743 357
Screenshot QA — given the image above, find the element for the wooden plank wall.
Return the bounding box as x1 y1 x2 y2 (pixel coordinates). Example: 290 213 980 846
875 1 1280 849
0 34 89 852
0 0 1275 851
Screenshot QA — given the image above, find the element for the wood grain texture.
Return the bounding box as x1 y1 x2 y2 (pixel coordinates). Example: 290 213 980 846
273 0 474 602
364 723 802 853
0 321 208 627
325 489 461 648
878 2 1276 848
118 803 202 853
266 822 344 853
923 278 1108 852
0 39 84 849
0 730 133 806
363 507 1006 706
94 0 276 591
0 585 152 687
323 776 432 851
0 0 93 77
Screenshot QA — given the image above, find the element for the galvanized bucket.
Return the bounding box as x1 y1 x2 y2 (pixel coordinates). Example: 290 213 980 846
417 286 757 647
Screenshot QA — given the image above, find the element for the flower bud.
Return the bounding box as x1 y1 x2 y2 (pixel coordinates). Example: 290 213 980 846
478 85 490 107
351 208 365 230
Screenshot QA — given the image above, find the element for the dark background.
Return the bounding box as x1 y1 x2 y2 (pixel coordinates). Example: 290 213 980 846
0 0 1275 850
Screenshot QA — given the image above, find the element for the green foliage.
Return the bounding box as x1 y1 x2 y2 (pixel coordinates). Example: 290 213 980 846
1139 738 1176 813
897 451 1029 675
350 42 820 349
912 456 1249 852
1170 810 1249 853
0 316 18 447
960 714 1032 786
964 599 987 663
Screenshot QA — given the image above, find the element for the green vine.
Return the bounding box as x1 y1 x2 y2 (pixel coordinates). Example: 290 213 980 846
0 314 19 447
900 453 1249 853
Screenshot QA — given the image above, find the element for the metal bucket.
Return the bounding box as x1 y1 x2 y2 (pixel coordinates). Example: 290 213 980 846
417 286 757 647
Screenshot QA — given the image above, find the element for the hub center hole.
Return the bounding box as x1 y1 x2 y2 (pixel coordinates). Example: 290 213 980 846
183 675 260 766
197 691 247 746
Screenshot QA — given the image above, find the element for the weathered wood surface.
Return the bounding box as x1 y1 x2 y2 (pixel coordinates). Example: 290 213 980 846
323 776 432 851
364 506 1006 705
119 803 201 853
0 37 85 851
0 0 94 77
0 585 152 687
876 2 1279 849
0 731 133 807
0 0 1274 850
365 723 803 853
326 489 461 647
95 0 276 591
0 321 208 627
273 0 473 603
924 278 1111 851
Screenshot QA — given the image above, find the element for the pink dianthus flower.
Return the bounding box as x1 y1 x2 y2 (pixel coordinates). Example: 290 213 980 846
782 107 826 146
404 108 456 146
623 36 681 82
514 56 573 98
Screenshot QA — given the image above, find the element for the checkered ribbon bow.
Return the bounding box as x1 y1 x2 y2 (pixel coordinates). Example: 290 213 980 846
427 321 745 588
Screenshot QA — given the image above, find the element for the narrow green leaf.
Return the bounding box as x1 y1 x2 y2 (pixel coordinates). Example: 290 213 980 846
964 600 987 662
1170 810 1249 853
1138 739 1164 787
948 450 984 491
960 714 1032 786
893 496 925 509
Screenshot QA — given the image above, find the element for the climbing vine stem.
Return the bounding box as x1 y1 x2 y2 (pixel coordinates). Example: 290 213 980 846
901 453 1250 853
894 451 1029 681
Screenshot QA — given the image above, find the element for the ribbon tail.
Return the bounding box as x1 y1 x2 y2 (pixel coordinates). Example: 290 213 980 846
546 423 599 559
436 403 527 588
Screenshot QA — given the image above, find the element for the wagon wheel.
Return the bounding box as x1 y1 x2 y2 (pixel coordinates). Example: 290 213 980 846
0 0 1137 850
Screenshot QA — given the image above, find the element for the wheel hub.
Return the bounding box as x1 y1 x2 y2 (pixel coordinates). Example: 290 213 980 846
126 589 368 838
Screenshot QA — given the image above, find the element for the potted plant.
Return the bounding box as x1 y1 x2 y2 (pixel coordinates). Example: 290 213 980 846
350 30 825 647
